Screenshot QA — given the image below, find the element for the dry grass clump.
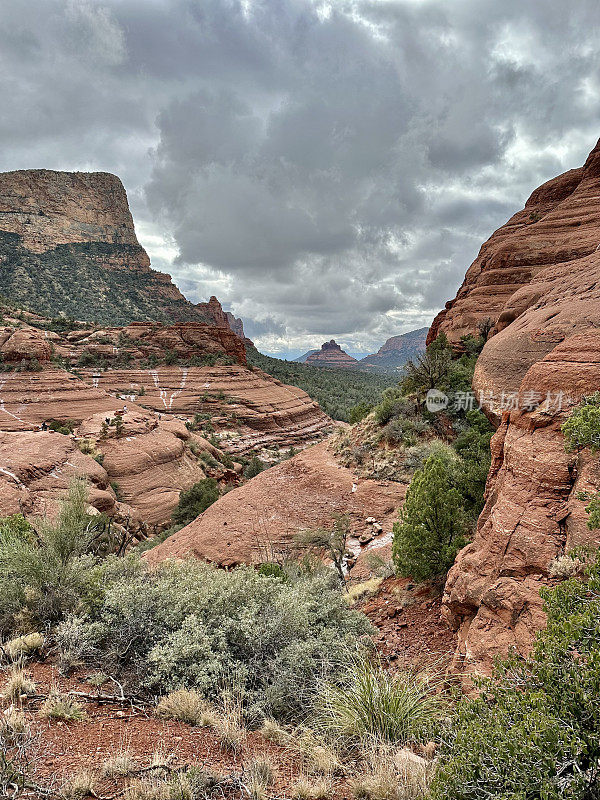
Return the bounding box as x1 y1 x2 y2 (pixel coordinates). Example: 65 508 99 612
245 755 275 800
155 689 216 727
213 699 246 753
291 775 332 800
349 746 432 800
102 750 137 777
2 667 36 703
124 767 221 800
123 775 170 800
294 729 342 775
39 690 86 722
3 631 44 661
0 708 31 747
260 717 290 745
344 578 383 606
60 769 97 799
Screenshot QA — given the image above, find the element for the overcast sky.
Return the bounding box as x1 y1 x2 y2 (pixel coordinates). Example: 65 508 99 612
1 0 600 356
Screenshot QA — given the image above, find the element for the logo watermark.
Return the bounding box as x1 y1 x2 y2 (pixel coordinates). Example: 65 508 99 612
426 389 449 413
425 389 573 414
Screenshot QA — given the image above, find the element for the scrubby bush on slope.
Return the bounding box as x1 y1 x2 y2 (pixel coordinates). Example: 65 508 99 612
55 559 373 722
172 478 220 524
383 334 493 581
0 481 113 635
430 551 600 800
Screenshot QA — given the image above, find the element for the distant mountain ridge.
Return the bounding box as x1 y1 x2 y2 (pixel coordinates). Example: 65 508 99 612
359 327 428 372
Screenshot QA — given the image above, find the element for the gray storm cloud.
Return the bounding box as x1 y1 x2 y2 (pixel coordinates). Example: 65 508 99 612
1 0 600 353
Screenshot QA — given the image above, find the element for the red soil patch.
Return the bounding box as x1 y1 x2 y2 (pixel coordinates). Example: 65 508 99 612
363 577 455 671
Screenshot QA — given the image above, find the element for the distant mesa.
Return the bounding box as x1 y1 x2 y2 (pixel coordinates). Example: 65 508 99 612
304 339 358 368
359 327 428 372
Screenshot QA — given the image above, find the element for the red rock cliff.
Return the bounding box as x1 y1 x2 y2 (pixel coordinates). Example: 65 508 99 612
434 138 600 677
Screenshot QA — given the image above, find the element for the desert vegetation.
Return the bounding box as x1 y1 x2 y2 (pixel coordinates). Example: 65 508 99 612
2 467 600 798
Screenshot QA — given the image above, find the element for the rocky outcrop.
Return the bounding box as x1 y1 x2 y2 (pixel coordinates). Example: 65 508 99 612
0 366 223 528
0 170 245 331
359 328 428 372
0 306 332 527
305 340 358 368
427 143 600 347
78 364 330 455
437 138 600 677
145 440 405 568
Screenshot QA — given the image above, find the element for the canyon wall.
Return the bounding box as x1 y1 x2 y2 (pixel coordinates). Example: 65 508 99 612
435 138 600 675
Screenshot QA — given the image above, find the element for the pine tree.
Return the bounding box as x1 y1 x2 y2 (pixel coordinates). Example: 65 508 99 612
392 453 467 581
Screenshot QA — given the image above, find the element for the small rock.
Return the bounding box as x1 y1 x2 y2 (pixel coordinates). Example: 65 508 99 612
365 516 376 524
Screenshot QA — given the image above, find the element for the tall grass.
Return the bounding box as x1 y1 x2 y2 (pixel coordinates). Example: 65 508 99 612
314 657 445 746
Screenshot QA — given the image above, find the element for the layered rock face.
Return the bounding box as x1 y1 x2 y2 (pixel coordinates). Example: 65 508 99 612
428 142 600 347
0 306 331 527
437 138 600 676
0 170 243 331
359 328 427 372
0 169 139 252
305 340 358 368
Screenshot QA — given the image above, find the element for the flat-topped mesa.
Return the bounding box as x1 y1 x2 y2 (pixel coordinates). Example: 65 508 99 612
305 339 358 368
0 169 243 331
434 137 600 680
428 138 600 349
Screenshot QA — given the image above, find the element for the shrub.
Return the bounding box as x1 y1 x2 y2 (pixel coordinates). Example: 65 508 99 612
55 559 373 722
0 481 110 635
374 390 415 426
295 514 350 584
172 478 220 525
76 349 100 367
244 457 265 479
314 657 444 747
430 550 600 800
48 418 76 435
392 452 468 581
562 392 600 452
349 402 372 425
